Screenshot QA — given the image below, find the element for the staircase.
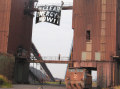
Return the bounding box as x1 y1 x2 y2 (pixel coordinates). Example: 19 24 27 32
30 43 55 82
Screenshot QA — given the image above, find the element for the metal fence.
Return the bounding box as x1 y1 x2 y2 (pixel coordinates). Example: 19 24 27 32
41 56 69 61
37 2 73 7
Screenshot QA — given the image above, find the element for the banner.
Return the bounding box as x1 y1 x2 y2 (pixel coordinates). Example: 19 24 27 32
36 5 62 25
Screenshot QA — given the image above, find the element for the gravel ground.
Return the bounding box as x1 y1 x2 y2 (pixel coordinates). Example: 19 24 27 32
0 84 67 89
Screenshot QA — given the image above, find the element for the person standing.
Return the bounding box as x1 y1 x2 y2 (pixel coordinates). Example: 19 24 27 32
39 54 42 60
59 80 62 85
58 54 60 60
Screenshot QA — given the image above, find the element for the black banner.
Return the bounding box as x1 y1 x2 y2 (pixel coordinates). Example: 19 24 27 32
36 5 62 25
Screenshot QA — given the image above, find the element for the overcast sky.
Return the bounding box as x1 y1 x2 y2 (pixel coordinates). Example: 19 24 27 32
32 0 73 79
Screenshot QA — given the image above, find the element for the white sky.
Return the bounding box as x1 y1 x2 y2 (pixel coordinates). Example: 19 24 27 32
32 0 73 79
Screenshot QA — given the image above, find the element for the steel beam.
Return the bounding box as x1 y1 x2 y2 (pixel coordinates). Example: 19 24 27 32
24 6 73 13
31 43 55 82
26 60 74 64
62 6 73 10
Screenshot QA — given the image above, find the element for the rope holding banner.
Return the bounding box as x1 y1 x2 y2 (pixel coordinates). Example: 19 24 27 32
61 1 64 6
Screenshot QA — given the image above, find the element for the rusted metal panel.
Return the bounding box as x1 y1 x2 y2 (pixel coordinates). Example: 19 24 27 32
72 0 117 61
7 0 33 55
74 61 97 68
65 68 92 89
71 0 119 88
0 0 35 83
117 0 120 57
101 36 106 43
0 0 11 53
0 0 33 55
96 62 113 88
101 52 106 61
86 42 92 51
26 60 74 64
73 0 102 62
62 6 72 10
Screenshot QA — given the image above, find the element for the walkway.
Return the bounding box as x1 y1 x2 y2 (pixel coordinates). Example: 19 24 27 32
0 84 67 89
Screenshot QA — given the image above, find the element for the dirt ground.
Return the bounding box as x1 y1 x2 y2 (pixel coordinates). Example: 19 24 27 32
0 84 67 89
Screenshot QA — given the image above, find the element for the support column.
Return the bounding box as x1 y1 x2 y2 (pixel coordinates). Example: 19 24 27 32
97 62 113 88
14 58 29 84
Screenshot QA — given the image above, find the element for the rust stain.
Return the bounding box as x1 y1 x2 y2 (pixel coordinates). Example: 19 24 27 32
0 0 33 56
69 0 120 88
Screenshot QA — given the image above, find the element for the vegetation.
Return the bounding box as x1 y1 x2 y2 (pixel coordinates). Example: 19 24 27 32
0 75 12 88
92 82 97 87
114 86 120 89
45 82 66 85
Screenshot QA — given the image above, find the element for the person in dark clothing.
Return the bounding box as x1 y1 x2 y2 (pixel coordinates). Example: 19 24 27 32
59 80 62 85
58 54 60 60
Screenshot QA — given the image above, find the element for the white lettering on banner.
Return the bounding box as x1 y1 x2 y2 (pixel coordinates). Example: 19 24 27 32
49 6 54 11
46 11 50 17
46 17 54 22
36 5 62 25
53 19 56 23
39 17 46 22
54 13 58 18
39 11 46 17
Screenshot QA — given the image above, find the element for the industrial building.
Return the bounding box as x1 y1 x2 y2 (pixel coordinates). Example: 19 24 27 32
71 0 120 88
0 0 120 88
0 0 54 83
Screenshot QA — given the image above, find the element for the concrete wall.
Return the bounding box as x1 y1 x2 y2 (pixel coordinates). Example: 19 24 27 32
0 52 15 81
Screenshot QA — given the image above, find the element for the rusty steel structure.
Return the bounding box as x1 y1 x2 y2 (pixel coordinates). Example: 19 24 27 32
67 0 120 88
0 0 73 84
31 43 55 82
27 60 74 64
3 0 120 88
0 0 35 83
0 0 35 55
0 0 55 83
0 0 72 58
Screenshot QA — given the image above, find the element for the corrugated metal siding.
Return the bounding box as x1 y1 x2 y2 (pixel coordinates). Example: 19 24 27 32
72 0 118 88
73 0 117 61
96 62 113 88
0 0 11 53
7 0 33 55
0 0 33 83
117 0 120 57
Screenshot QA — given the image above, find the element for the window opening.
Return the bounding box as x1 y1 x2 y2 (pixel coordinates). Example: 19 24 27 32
86 31 90 41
